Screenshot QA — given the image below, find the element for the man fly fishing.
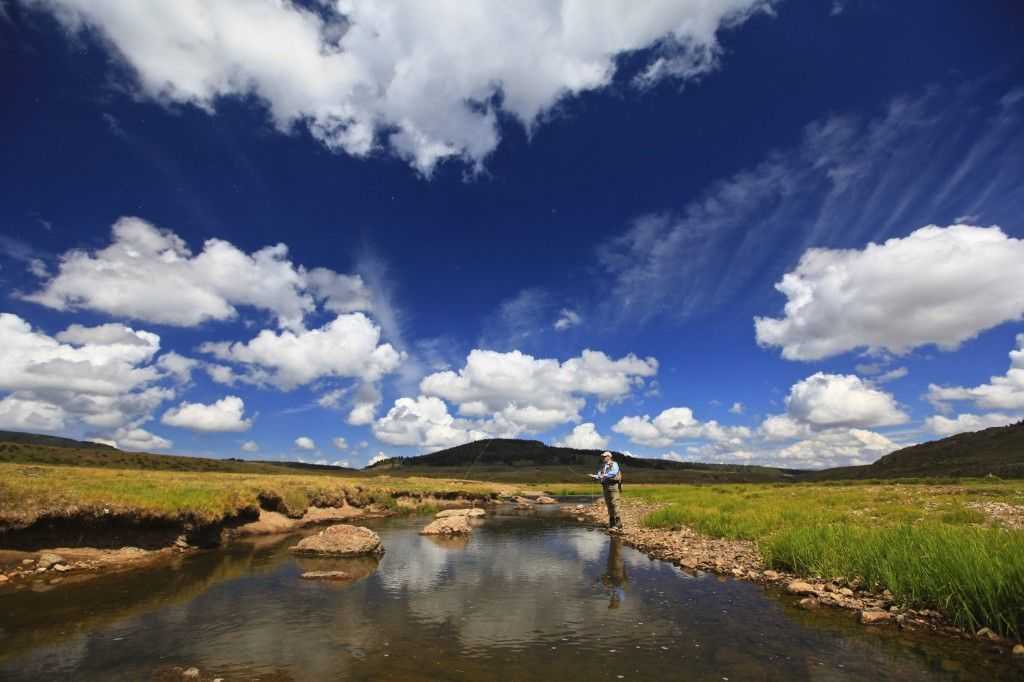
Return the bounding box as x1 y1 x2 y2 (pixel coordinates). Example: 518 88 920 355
590 451 623 531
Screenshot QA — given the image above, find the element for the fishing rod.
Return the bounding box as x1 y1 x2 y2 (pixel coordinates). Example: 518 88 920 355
461 437 495 481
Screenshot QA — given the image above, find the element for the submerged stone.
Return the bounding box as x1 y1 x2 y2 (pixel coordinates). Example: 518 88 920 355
435 508 485 519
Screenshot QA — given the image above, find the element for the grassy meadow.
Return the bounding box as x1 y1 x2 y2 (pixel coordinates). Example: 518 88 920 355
619 480 1024 638
0 462 512 527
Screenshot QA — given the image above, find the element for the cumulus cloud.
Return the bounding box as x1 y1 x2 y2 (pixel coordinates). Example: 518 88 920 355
927 334 1024 412
112 426 172 450
367 452 390 467
156 352 199 384
332 437 348 451
925 412 1019 437
0 395 67 432
755 225 1024 360
773 428 897 468
420 348 657 433
784 373 908 429
612 406 750 448
729 401 744 414
0 313 177 438
555 422 608 450
241 440 260 453
294 436 316 451
25 217 371 330
373 395 487 449
27 0 773 174
347 382 382 426
161 395 252 432
200 313 403 390
554 309 582 331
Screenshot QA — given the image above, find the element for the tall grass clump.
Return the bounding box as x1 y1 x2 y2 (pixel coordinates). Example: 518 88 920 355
763 523 1024 638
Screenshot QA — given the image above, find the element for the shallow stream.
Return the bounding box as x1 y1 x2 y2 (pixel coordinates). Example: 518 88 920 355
0 505 1018 680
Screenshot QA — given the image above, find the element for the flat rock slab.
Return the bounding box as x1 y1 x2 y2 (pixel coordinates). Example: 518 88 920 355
300 570 353 581
420 516 472 535
435 508 486 519
289 524 384 557
535 496 558 504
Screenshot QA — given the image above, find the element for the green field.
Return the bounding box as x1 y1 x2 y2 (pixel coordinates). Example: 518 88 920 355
622 480 1024 639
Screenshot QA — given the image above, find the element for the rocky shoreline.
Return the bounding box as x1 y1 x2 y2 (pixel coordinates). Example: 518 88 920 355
579 498 1024 659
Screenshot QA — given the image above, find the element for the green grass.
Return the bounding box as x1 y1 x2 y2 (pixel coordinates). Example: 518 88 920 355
0 463 512 526
629 480 1024 637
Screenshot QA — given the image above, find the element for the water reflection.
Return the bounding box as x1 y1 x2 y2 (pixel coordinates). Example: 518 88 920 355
0 513 1019 681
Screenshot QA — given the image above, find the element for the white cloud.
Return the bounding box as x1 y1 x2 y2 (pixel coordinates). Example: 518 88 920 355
925 412 1019 437
332 459 351 468
874 367 908 384
554 309 582 331
373 395 486 449
367 452 390 467
597 87 1024 328
612 406 750 448
316 387 349 409
755 225 1024 360
555 422 608 450
0 313 177 436
729 401 744 414
0 395 67 432
784 372 908 429
200 313 403 390
774 428 898 468
28 0 773 174
294 436 316 451
332 436 348 451
759 414 809 441
25 217 373 331
241 440 260 453
156 352 199 384
161 395 252 432
347 382 382 426
112 426 172 450
927 334 1024 412
420 348 657 433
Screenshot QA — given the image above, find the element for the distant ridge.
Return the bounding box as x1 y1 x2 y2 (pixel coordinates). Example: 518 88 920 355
0 430 116 450
812 420 1024 480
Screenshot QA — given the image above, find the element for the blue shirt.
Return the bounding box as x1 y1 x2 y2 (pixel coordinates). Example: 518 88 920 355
597 460 620 481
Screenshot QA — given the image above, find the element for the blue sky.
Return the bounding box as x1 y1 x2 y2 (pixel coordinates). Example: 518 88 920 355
1 1 1023 468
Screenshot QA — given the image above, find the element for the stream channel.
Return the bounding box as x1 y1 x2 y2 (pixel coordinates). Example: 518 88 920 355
0 503 1019 681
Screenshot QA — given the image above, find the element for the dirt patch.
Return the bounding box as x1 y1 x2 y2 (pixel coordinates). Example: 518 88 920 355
967 501 1024 530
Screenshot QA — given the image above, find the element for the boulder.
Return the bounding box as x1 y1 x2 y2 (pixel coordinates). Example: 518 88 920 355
798 597 819 610
435 508 486 519
289 524 384 557
513 496 534 505
0 574 8 583
859 609 892 625
535 496 558 504
763 570 780 580
182 668 200 679
53 564 71 573
37 553 65 570
1012 644 1024 657
786 580 817 596
420 516 472 535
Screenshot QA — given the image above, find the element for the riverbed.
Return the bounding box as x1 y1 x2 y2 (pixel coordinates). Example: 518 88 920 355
0 506 1017 680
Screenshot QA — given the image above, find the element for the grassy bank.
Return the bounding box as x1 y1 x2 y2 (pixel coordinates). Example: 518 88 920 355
630 480 1024 638
0 462 511 527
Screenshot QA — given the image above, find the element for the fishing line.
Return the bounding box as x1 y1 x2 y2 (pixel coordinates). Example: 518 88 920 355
461 437 494 481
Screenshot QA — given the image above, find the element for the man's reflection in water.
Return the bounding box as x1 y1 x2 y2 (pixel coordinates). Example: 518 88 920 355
601 536 628 609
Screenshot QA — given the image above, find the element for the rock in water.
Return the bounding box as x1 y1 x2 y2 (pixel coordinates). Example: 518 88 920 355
300 571 353 581
798 597 819 610
36 553 65 570
435 508 486 519
420 516 473 535
289 524 384 557
513 496 534 505
535 496 558 504
1012 644 1024 656
786 580 816 596
859 609 892 625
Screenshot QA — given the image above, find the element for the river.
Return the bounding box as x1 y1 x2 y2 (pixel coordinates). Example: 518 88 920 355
0 505 1017 680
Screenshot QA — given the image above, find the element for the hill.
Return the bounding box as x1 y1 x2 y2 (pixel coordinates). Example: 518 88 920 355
365 438 799 483
813 420 1024 480
0 431 355 476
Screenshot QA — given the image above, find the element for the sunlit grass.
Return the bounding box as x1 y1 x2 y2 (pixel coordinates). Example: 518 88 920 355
627 480 1024 637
